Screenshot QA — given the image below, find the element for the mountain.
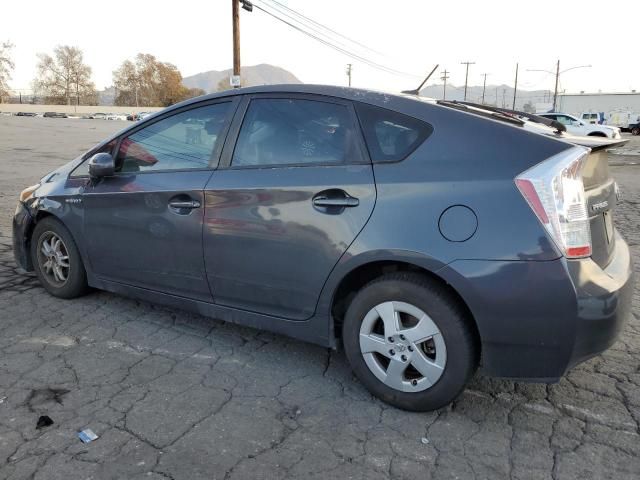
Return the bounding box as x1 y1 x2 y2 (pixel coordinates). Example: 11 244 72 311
419 83 554 111
183 64 301 93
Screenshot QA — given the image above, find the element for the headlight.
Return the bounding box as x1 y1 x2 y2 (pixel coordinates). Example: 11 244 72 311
19 184 40 202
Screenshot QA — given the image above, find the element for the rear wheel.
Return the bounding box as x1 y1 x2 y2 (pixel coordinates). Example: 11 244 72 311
342 272 478 411
31 217 89 299
632 127 640 136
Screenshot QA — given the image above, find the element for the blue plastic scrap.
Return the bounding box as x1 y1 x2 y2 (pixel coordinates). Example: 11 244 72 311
78 429 99 443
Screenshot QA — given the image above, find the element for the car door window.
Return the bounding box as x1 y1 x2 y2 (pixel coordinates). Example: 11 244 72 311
116 102 231 173
355 103 433 162
231 98 363 167
556 115 574 126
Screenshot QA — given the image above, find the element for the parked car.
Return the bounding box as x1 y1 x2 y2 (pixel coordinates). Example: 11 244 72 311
106 113 128 121
89 113 108 120
15 112 37 117
43 112 67 118
630 120 640 136
12 85 634 411
539 112 621 138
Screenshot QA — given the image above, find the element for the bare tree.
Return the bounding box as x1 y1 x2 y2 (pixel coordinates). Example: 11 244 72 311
0 41 15 102
34 45 97 105
113 53 204 107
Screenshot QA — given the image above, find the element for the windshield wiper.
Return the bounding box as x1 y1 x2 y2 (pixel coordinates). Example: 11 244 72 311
453 101 566 133
437 100 525 127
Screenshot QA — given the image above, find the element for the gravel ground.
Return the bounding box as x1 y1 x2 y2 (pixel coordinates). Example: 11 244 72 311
0 116 639 480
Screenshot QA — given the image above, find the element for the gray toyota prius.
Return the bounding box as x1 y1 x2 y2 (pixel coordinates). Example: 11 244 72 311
12 85 634 411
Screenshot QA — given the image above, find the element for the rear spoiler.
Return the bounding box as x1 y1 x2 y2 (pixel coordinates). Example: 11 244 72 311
565 136 629 151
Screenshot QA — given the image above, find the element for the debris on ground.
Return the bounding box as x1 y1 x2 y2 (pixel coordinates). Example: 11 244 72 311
421 437 430 444
78 429 99 443
36 415 54 429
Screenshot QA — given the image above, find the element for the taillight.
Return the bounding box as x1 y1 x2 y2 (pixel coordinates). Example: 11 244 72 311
515 146 592 259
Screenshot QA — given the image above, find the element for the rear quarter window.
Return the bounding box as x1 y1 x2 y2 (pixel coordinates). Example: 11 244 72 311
355 103 433 162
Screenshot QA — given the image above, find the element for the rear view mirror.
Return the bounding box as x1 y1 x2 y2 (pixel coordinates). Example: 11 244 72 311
88 152 115 178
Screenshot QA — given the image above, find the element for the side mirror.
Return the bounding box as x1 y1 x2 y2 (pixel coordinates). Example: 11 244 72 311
88 152 115 178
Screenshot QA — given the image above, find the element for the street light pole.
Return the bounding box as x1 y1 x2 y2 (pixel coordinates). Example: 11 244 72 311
527 61 591 112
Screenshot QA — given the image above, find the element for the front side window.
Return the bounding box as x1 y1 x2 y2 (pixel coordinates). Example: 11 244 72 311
355 103 433 162
116 102 231 173
232 98 362 167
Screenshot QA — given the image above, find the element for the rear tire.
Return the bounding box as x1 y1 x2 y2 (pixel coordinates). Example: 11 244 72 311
342 272 478 411
31 217 89 299
632 127 640 136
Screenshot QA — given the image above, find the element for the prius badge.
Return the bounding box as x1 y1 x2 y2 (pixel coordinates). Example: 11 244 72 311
591 200 608 213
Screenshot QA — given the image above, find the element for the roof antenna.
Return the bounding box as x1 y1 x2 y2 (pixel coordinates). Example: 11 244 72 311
401 64 439 95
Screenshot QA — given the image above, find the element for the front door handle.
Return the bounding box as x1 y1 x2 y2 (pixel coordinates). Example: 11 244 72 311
313 196 359 208
169 200 201 209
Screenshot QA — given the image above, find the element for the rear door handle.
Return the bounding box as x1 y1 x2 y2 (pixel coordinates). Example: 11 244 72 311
169 200 201 209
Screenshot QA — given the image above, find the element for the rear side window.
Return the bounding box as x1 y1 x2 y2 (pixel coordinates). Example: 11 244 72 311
355 103 433 162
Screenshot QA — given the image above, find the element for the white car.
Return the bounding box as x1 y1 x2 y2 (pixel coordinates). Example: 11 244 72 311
106 113 128 121
538 112 621 139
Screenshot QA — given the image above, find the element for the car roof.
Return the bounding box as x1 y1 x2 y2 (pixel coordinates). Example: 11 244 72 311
169 84 417 111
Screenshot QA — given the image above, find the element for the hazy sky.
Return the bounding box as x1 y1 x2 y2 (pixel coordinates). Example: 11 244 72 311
4 0 639 95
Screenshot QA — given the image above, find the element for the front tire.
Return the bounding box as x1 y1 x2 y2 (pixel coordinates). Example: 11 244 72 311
342 272 478 411
31 217 89 299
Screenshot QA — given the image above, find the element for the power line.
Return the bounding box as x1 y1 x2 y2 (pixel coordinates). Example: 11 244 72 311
251 1 420 78
261 0 383 55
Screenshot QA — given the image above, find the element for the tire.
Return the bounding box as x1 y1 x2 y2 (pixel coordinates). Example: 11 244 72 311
632 127 640 136
30 217 89 299
342 272 478 411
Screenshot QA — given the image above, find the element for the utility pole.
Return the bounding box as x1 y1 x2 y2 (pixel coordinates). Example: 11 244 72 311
441 69 450 100
512 63 519 109
552 59 560 111
346 64 352 87
502 88 506 108
481 73 489 104
460 61 475 101
232 0 241 88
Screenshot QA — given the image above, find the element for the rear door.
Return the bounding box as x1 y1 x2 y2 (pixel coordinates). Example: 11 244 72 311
82 99 237 301
202 94 376 320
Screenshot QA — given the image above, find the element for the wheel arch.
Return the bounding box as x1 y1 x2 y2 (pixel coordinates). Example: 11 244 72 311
327 254 481 353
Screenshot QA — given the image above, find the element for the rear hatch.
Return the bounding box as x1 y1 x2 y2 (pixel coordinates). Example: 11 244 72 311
581 145 620 268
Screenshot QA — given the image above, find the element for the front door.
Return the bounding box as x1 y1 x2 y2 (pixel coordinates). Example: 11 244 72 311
82 100 236 301
203 95 376 320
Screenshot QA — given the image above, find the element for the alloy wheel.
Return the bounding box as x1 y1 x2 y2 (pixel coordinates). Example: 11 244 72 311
359 301 447 393
37 231 70 287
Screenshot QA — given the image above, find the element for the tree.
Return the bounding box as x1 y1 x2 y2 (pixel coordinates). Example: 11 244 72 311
0 41 14 102
113 53 204 107
34 45 97 105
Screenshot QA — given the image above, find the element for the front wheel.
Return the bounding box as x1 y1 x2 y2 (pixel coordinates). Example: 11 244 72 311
342 273 478 411
31 217 89 299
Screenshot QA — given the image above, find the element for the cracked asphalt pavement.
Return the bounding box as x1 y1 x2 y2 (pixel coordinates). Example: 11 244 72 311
0 116 639 480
